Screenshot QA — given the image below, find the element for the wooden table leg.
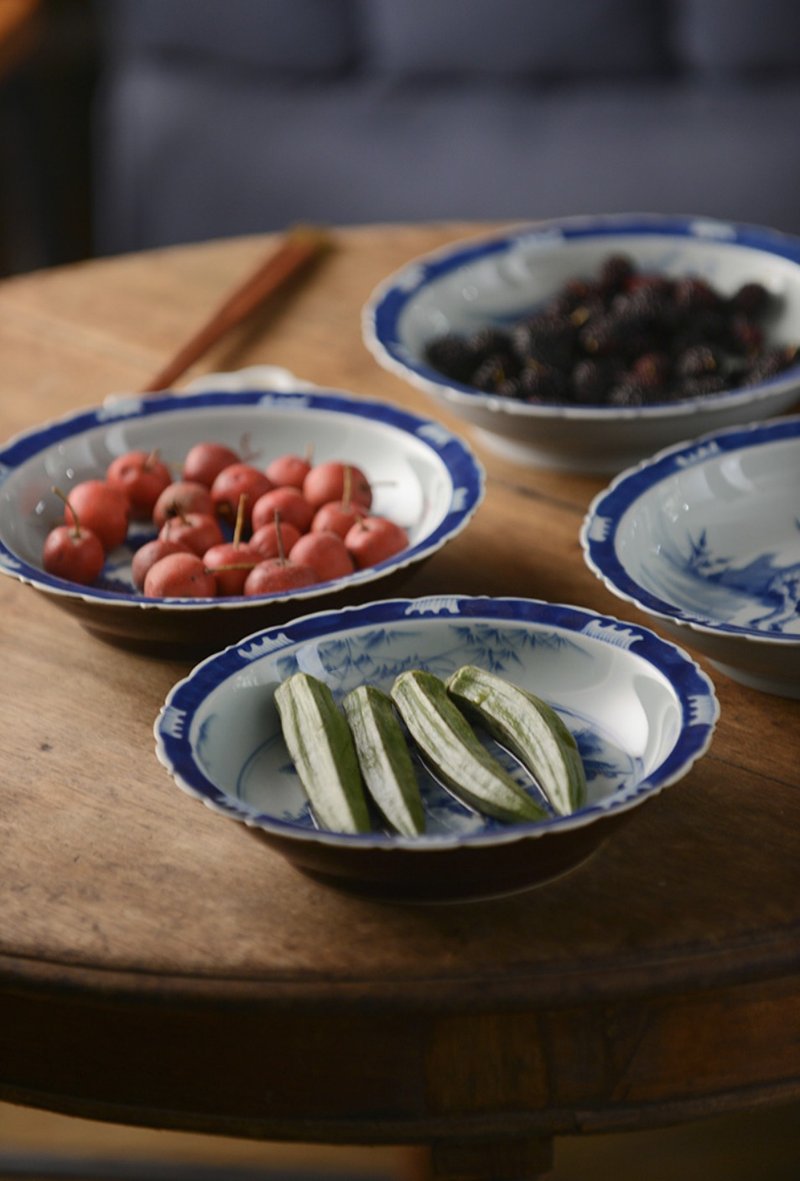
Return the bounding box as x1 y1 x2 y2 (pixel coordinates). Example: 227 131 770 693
428 1136 554 1180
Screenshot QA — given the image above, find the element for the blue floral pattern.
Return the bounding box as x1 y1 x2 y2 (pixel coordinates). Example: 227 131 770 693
683 526 800 634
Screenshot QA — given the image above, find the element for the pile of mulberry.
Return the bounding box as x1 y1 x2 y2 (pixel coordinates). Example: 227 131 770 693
422 254 799 407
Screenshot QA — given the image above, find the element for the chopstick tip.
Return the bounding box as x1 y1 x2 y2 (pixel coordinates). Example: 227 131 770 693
287 223 333 254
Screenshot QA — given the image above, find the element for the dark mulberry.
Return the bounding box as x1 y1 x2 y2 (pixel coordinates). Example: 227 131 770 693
424 334 478 383
607 381 649 407
673 276 722 314
675 344 724 380
630 351 671 393
730 282 771 318
518 362 570 403
511 316 578 370
727 314 764 356
468 326 514 361
422 251 796 408
679 373 729 398
741 345 799 385
571 358 619 404
598 253 636 295
471 353 518 392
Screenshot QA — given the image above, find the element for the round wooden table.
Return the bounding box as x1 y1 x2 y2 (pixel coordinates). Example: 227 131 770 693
1 225 799 1181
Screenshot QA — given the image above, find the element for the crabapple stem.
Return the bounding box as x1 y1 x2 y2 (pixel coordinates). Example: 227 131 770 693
232 493 248 547
274 509 288 564
51 485 82 537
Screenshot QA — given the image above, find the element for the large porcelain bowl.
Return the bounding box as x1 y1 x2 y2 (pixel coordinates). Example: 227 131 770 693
0 385 483 656
154 595 718 902
364 214 800 473
582 415 800 698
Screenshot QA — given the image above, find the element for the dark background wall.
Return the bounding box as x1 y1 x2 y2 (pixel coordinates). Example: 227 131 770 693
0 0 98 276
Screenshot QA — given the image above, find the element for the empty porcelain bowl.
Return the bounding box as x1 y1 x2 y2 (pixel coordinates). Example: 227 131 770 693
582 415 800 697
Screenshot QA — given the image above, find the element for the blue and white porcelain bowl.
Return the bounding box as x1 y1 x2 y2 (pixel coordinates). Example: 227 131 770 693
154 595 718 901
364 214 800 473
0 385 483 656
582 415 800 698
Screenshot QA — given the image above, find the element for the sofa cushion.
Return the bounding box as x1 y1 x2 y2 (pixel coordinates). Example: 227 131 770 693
101 0 357 75
673 0 800 73
364 0 668 77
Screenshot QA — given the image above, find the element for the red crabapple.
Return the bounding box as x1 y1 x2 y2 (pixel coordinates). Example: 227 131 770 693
63 479 130 551
202 540 260 596
143 552 217 598
243 558 318 596
152 480 214 527
210 463 273 523
264 451 312 489
251 486 314 534
310 499 366 538
302 461 372 511
42 521 105 585
289 530 355 582
249 519 302 560
131 537 192 591
159 511 224 555
106 449 172 519
182 441 240 487
344 516 409 568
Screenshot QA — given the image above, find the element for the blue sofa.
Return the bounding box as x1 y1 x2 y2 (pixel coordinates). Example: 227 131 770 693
93 0 800 254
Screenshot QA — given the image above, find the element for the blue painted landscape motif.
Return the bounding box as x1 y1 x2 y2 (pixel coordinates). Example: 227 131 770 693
686 523 800 633
260 622 632 836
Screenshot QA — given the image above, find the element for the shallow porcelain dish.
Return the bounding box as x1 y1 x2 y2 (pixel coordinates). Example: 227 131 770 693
364 214 800 473
0 386 483 656
582 415 800 698
154 595 718 902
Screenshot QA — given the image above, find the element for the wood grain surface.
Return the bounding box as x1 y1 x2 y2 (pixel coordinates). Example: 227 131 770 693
1 225 798 1176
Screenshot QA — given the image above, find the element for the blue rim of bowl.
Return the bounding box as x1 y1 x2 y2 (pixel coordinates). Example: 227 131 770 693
363 212 800 421
154 594 719 851
0 387 484 609
581 413 800 645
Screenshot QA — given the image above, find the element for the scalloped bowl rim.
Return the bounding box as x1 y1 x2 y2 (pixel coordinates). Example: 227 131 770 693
363 212 800 422
0 387 485 614
154 595 719 853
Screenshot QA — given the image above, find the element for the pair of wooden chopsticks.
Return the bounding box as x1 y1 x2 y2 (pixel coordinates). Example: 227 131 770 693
140 225 331 393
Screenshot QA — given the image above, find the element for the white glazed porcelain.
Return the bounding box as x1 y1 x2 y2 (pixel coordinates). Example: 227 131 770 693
0 380 483 655
154 595 718 901
364 214 800 473
582 415 800 697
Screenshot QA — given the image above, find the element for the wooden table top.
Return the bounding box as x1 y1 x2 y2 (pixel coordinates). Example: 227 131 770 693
1 225 798 1173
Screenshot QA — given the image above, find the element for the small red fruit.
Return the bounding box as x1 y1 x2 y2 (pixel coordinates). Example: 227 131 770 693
264 451 312 489
106 449 172 519
182 441 240 487
249 519 303 560
251 486 314 534
159 511 225 556
243 558 318 596
42 522 105 585
344 515 409 569
302 462 372 511
152 480 214 527
143 552 217 598
289 530 355 582
210 463 273 523
131 537 192 591
310 499 366 538
203 541 260 596
63 479 130 552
